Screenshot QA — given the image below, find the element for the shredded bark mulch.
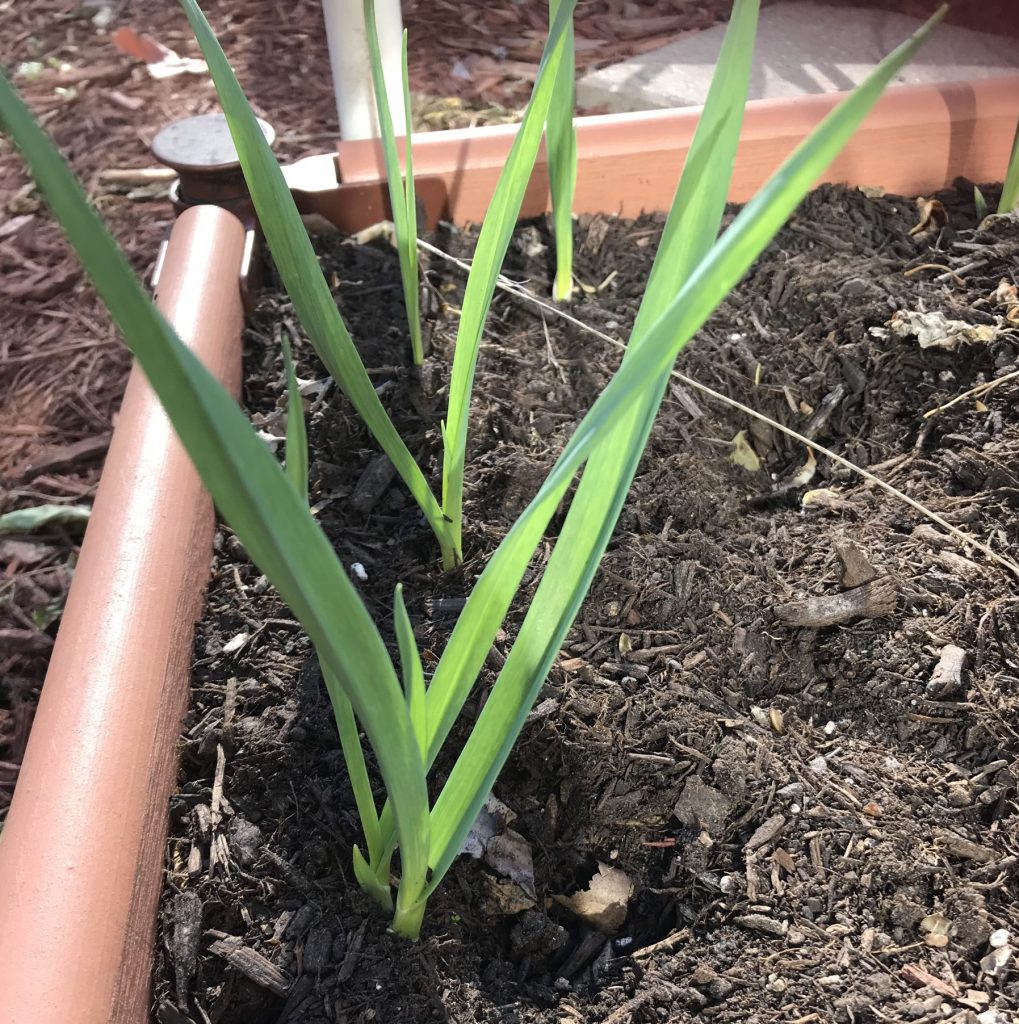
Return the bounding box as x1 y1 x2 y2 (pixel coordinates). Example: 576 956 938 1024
153 183 1019 1022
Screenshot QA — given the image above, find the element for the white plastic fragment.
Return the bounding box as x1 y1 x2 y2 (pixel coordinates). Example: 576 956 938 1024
351 562 368 582
222 632 250 655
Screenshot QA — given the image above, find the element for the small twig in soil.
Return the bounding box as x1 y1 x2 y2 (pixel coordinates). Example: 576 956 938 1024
800 384 846 441
208 938 291 997
774 577 898 628
417 238 1019 580
171 891 202 1007
632 928 691 960
902 262 967 286
900 962 957 998
336 920 367 984
558 931 610 979
540 312 568 385
98 167 177 185
8 432 110 483
210 743 226 828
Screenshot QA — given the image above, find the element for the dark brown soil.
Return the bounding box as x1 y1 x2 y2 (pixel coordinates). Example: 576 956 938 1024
153 183 1019 1023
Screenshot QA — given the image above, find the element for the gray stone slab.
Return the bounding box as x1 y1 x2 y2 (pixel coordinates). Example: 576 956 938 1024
577 3 1019 113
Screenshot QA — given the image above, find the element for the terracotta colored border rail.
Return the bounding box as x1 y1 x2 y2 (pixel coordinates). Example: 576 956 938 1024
286 75 1019 231
0 205 247 1024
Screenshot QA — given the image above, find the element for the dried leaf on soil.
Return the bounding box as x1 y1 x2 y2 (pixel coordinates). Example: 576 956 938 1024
554 863 634 933
0 504 91 534
728 429 761 472
878 309 1000 349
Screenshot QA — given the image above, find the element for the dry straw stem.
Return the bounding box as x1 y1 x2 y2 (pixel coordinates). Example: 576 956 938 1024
922 367 1019 419
417 237 1019 581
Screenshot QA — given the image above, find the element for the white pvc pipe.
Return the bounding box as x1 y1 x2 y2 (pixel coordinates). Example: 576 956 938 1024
322 0 407 141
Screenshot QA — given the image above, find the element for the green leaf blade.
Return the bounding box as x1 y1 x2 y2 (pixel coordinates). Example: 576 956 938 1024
0 66 432 934
178 0 451 557
394 584 427 757
424 2 944 886
440 0 579 555
281 332 309 503
547 0 577 302
998 116 1019 214
326 668 384 866
364 1 423 363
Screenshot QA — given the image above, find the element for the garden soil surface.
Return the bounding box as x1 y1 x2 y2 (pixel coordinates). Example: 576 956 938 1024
153 184 1019 1023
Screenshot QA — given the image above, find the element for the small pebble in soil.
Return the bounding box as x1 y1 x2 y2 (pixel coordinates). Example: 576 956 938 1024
947 780 975 807
351 562 368 582
708 978 734 1001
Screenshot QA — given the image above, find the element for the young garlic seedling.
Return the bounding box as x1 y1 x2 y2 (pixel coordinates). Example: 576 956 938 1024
0 0 944 938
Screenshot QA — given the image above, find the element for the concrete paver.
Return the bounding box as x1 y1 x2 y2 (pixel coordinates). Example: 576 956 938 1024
577 3 1019 113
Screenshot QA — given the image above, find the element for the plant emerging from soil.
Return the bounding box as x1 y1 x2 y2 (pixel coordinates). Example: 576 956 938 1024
0 1 944 937
547 0 578 302
363 0 423 365
999 116 1019 213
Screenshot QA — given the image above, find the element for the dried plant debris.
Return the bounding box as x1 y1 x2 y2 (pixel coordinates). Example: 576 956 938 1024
728 429 761 472
875 309 1001 349
553 863 634 934
926 643 968 699
908 196 949 238
774 576 898 628
464 794 537 913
